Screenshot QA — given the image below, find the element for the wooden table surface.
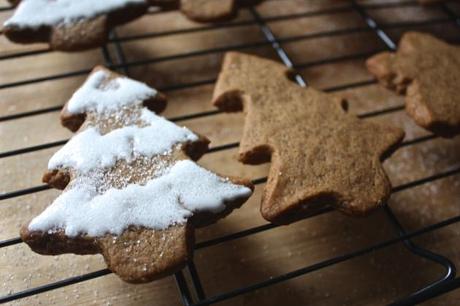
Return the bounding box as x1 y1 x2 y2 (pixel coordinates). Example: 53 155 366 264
1 0 460 305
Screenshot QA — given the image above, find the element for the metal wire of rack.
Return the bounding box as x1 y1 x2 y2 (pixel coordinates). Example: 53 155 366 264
1 0 460 305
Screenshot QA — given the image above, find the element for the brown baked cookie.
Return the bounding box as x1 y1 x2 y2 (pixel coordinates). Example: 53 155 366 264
367 32 460 137
181 0 235 22
21 66 253 283
212 52 404 224
3 0 148 51
148 0 263 22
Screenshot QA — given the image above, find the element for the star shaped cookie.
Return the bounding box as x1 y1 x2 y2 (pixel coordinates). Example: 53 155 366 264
212 52 404 224
3 0 148 51
4 0 264 50
367 32 460 137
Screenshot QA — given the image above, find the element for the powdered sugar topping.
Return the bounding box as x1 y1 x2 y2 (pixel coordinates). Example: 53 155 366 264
4 0 146 29
66 70 157 114
48 112 198 173
33 67 252 239
29 160 252 237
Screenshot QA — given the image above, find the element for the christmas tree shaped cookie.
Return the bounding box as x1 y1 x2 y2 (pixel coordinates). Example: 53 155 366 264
212 52 404 224
4 0 265 50
367 32 460 137
3 0 148 51
21 66 253 283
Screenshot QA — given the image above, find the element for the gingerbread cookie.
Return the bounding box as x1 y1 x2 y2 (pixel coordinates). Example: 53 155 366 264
149 0 263 22
212 52 404 224
367 32 460 137
3 0 148 51
21 66 253 283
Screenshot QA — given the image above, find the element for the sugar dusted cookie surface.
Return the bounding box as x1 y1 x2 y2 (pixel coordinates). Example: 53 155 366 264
4 0 264 49
5 0 146 28
61 66 167 132
47 116 198 173
31 160 250 237
367 32 460 137
21 67 253 283
3 0 148 51
66 70 157 114
212 52 404 224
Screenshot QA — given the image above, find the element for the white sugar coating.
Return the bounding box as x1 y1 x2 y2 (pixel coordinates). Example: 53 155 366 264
66 70 157 114
4 0 146 28
29 160 252 237
48 114 198 172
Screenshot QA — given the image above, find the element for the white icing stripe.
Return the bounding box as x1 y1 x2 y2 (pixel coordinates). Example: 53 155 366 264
29 160 252 237
48 112 198 173
4 0 146 28
66 70 157 114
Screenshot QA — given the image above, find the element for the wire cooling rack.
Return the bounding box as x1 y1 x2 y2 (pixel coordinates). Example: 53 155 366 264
1 0 460 305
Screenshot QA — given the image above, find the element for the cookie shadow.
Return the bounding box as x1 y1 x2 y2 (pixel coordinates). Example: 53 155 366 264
192 205 448 306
